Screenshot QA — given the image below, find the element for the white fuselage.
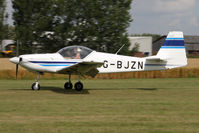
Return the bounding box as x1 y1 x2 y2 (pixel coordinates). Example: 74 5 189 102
15 51 168 75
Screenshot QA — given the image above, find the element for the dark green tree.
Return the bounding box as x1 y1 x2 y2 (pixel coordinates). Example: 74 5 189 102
12 0 56 53
53 0 132 54
3 25 16 40
13 0 132 54
0 0 5 41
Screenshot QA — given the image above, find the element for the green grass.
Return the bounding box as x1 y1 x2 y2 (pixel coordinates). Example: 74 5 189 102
0 78 199 133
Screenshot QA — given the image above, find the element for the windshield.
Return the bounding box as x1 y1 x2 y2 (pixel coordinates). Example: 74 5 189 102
57 46 93 59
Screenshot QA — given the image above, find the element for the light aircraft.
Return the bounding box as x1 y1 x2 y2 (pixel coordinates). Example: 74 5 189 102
10 31 187 91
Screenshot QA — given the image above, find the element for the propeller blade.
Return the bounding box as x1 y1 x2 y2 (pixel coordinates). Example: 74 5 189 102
16 64 18 79
16 40 19 57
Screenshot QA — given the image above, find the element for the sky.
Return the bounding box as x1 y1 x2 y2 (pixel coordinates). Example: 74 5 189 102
128 0 199 35
6 0 199 36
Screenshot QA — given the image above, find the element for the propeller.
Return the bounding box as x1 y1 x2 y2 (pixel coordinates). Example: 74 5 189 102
16 40 19 79
10 56 21 79
16 64 18 79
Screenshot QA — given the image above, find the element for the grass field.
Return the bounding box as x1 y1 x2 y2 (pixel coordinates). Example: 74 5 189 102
0 78 199 133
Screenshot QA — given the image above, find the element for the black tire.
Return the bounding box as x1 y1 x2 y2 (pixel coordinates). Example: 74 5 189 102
75 82 83 91
31 82 40 90
64 82 73 89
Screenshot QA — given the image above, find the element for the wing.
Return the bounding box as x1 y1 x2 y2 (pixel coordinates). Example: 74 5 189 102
57 61 104 77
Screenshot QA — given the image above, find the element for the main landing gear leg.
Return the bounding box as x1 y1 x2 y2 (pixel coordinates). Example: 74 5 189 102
64 74 73 90
74 75 83 91
32 73 40 90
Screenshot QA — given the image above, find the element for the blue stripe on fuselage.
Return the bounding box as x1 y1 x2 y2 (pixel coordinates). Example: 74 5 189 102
29 61 78 67
40 64 71 67
145 64 166 66
30 61 77 64
145 64 179 67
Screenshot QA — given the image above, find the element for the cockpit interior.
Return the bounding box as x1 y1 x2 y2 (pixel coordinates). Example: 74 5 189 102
57 46 93 59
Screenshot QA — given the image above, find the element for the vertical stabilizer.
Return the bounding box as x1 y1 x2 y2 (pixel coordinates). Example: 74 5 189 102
157 31 187 68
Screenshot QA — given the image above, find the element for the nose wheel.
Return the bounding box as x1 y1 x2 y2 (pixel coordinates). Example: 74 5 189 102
32 73 40 90
32 82 40 90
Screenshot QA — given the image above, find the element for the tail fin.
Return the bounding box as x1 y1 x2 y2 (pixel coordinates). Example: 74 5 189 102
157 31 187 68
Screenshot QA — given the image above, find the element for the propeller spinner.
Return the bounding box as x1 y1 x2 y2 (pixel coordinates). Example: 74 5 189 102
10 57 20 79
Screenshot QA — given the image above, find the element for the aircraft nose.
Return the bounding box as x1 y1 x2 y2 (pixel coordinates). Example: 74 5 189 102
10 57 20 64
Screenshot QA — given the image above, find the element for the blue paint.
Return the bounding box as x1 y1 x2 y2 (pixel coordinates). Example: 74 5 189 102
30 61 77 64
145 64 179 67
162 40 184 46
145 64 166 66
29 61 77 67
161 46 185 49
40 64 71 67
166 38 184 40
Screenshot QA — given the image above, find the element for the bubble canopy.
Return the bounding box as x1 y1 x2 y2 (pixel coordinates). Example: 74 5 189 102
57 46 93 59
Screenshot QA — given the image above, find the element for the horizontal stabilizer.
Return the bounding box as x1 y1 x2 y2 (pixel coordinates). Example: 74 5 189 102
145 56 166 62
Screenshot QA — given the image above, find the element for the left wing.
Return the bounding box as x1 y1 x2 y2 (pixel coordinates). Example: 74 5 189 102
57 61 104 77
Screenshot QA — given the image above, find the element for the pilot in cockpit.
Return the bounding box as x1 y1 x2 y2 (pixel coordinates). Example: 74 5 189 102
64 47 81 59
73 47 81 59
59 46 92 59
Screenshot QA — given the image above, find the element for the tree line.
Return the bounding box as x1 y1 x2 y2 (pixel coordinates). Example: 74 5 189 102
8 0 132 55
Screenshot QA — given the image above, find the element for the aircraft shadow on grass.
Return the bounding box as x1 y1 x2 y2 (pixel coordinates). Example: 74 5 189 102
135 88 157 91
9 87 157 95
41 87 90 94
9 87 90 95
85 87 157 91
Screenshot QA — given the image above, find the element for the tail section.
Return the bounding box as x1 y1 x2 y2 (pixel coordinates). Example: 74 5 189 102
145 31 187 70
157 31 187 68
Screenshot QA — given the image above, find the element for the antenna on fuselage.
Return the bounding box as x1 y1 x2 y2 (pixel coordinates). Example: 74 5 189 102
115 44 126 55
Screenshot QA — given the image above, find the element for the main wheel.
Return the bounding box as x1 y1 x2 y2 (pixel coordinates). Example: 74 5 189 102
75 82 83 91
32 82 40 90
64 82 73 89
